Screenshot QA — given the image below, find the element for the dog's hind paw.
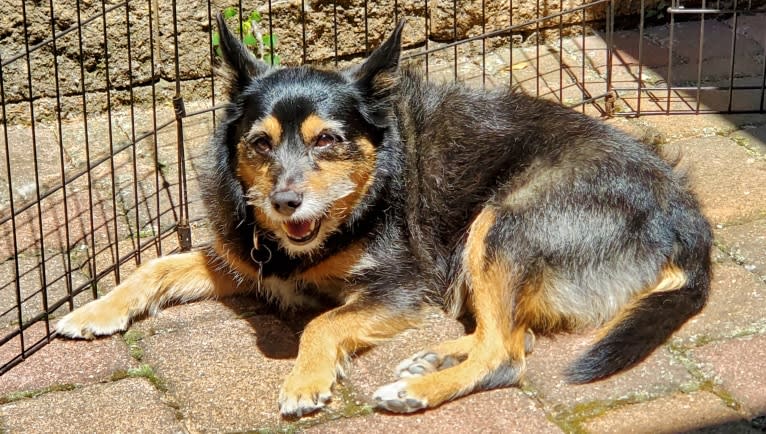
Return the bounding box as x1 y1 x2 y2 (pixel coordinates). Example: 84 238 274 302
395 350 460 378
373 380 428 413
55 298 130 339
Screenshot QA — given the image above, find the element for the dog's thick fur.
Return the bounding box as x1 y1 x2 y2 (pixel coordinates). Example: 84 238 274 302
56 17 712 417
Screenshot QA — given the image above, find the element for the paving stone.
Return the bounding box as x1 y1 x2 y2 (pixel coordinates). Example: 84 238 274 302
0 334 136 396
128 297 260 335
674 260 766 345
666 135 766 225
310 387 562 433
645 20 765 78
731 124 766 155
140 306 300 433
715 218 766 283
728 14 766 51
584 391 754 434
635 114 766 142
0 378 183 434
691 334 766 418
524 331 694 413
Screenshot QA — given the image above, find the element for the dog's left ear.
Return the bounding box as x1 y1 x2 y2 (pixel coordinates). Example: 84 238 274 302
348 20 405 125
216 12 271 99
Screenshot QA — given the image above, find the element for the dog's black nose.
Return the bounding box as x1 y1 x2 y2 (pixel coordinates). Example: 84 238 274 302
270 190 303 216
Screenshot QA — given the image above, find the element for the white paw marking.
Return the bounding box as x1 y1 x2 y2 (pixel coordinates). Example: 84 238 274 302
278 388 332 418
54 298 130 339
373 380 427 413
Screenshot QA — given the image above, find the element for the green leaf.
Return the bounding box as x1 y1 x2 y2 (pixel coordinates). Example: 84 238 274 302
249 10 262 23
242 21 252 35
211 31 220 47
263 34 278 49
215 46 222 57
223 6 238 19
243 34 257 47
264 53 281 66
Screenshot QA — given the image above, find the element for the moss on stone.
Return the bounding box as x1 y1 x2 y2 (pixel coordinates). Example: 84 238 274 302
0 384 77 405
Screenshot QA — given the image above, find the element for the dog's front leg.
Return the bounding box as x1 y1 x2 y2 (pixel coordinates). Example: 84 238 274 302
278 298 419 418
55 248 250 339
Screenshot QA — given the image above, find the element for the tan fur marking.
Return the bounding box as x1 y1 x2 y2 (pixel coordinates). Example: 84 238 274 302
652 264 688 293
595 263 688 341
300 114 329 144
260 114 283 144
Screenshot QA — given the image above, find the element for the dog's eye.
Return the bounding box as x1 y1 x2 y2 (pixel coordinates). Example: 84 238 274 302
314 133 338 149
250 136 272 153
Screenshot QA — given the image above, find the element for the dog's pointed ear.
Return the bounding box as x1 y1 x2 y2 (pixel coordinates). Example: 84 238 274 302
352 20 405 99
216 12 270 98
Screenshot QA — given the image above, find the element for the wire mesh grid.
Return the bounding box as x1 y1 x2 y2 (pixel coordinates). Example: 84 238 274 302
0 0 764 375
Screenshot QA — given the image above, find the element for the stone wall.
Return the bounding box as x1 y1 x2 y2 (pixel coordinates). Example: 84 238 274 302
0 0 679 114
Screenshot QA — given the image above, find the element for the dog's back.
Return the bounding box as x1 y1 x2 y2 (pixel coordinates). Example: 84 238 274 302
390 66 711 384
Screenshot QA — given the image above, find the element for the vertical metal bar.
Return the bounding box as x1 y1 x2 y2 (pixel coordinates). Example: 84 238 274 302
238 0 244 38
760 26 766 112
695 1 706 114
207 0 216 125
509 0 513 87
267 0 275 65
147 0 162 256
75 0 98 298
21 0 51 335
536 0 541 97
0 50 24 358
481 0 486 88
638 0 645 115
124 1 140 264
727 4 739 112
171 0 191 251
364 0 369 55
666 3 675 115
425 0 430 80
48 0 74 308
453 0 458 82
580 1 585 111
333 1 339 66
558 8 563 103
100 0 121 280
301 0 307 64
605 0 615 114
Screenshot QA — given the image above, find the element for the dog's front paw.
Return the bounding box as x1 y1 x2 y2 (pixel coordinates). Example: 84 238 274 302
395 350 461 378
373 379 428 413
55 297 130 339
278 370 335 418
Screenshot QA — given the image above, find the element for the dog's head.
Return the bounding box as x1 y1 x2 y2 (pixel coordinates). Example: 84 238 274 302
215 14 403 256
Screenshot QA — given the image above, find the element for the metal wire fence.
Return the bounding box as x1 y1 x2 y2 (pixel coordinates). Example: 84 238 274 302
0 0 764 375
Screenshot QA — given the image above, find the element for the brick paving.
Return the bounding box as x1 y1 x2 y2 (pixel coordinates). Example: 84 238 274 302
1 17 766 434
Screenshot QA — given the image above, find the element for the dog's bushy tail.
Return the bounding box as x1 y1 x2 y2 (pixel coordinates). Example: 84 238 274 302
566 220 711 384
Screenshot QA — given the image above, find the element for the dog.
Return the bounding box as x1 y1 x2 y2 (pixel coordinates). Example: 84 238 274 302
56 15 712 418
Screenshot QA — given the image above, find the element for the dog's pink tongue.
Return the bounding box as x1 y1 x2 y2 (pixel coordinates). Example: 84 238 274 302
286 221 312 238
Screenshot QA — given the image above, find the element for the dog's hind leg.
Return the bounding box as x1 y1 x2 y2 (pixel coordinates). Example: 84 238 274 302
374 207 534 412
55 247 251 339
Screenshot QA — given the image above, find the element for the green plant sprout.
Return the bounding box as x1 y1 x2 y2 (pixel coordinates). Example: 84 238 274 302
212 6 281 66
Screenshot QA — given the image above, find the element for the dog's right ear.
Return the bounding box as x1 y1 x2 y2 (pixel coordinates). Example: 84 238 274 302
216 13 270 98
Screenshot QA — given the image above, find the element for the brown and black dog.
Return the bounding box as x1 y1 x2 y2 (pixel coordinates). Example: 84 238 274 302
56 16 712 417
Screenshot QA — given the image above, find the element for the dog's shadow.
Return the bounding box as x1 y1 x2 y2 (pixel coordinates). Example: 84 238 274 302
219 295 334 360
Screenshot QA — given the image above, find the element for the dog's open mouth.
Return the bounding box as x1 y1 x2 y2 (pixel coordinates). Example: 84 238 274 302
282 219 322 244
